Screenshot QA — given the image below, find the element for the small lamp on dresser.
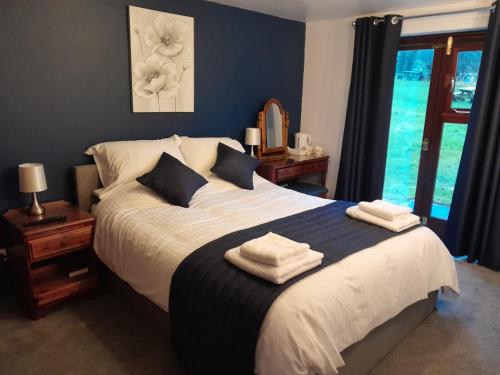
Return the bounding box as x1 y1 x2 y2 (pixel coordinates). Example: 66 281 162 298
19 163 47 216
245 128 260 158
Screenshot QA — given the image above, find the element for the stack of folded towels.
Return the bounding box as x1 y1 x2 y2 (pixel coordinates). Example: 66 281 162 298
224 232 323 285
346 200 420 232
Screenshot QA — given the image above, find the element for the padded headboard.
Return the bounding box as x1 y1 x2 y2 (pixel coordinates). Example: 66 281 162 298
73 164 101 212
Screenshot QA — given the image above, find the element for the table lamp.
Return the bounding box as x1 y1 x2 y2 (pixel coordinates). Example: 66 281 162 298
245 128 260 158
19 163 47 216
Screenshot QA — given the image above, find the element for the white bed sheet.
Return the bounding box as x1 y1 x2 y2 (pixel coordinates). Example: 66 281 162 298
92 174 459 375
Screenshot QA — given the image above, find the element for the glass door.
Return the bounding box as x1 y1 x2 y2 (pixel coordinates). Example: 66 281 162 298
383 32 485 238
383 48 435 210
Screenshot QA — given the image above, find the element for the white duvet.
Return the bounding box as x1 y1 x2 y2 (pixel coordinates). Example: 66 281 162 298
92 174 459 375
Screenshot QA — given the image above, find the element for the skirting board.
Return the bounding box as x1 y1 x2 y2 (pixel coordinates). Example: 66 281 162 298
103 266 437 375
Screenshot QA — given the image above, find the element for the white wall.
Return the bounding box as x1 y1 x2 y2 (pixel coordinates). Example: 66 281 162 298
300 0 491 197
300 18 354 197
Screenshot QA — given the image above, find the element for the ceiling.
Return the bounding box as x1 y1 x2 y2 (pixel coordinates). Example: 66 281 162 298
206 0 462 22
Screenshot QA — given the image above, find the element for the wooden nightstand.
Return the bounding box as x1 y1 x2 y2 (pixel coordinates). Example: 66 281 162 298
257 155 329 197
2 201 100 319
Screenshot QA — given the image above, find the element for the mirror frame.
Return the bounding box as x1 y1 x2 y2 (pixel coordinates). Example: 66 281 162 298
257 98 289 160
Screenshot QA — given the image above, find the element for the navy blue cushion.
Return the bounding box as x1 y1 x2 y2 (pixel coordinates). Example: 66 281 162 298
211 142 260 189
137 152 208 208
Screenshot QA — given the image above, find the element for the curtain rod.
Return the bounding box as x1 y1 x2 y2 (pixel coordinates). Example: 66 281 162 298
351 2 497 27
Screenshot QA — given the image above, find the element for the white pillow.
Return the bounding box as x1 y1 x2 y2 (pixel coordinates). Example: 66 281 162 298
179 137 245 175
85 135 186 191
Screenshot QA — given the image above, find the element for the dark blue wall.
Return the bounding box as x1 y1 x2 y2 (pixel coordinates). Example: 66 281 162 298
0 0 305 213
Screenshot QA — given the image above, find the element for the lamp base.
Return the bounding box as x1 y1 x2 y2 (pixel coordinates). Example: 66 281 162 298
28 192 45 216
250 146 256 158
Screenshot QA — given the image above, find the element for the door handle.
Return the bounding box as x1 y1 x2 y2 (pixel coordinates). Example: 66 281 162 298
449 78 455 94
422 137 430 151
452 108 470 114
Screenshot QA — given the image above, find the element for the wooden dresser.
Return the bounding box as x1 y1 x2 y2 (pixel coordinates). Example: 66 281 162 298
257 155 329 197
2 201 100 319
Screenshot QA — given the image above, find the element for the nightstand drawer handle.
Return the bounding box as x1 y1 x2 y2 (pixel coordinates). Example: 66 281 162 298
42 238 69 249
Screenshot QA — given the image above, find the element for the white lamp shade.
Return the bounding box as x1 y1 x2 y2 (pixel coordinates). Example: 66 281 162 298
19 163 47 193
245 128 261 146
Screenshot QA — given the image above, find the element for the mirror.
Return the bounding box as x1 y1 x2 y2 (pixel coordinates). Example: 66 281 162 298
266 103 283 148
257 98 289 160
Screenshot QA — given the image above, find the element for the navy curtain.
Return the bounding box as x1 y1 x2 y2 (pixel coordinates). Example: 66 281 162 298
446 6 500 270
335 15 402 201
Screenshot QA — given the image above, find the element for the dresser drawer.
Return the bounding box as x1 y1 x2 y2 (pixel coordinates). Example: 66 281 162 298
27 227 93 261
303 160 328 175
276 165 304 181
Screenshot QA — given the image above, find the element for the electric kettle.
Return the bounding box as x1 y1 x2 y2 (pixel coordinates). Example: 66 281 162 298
295 133 312 150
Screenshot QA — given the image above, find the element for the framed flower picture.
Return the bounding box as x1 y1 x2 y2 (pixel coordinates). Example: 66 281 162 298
129 6 194 112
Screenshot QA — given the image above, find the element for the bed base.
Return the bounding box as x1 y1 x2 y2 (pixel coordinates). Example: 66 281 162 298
104 267 437 375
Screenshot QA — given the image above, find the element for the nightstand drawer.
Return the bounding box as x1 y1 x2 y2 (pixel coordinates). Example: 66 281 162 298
276 165 304 181
303 160 328 175
34 272 99 307
27 227 93 261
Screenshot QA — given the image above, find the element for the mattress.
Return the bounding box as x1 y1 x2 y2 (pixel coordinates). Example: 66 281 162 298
92 173 459 375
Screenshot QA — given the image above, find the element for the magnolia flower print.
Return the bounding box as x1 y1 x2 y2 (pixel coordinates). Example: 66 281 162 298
145 15 187 57
133 54 180 111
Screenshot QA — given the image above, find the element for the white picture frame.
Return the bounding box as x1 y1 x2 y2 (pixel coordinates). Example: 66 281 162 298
129 6 194 112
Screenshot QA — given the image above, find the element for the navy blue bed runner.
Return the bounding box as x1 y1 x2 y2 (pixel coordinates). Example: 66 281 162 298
170 201 415 374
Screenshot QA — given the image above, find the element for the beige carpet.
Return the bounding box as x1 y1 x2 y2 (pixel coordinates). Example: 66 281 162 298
0 261 499 375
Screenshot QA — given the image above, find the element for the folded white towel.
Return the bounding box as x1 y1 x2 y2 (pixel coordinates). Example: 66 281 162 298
240 232 310 266
225 248 323 285
358 200 412 221
346 205 420 232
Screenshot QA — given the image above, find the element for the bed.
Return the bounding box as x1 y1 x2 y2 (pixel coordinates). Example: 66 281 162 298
74 159 458 375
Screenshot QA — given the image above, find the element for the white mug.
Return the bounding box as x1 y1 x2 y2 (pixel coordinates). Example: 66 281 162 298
295 133 312 149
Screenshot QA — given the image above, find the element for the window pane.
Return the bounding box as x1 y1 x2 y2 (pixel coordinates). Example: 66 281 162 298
431 123 468 220
383 49 434 209
451 51 482 110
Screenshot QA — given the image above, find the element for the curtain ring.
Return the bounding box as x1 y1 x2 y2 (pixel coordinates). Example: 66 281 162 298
373 19 380 25
391 16 400 24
